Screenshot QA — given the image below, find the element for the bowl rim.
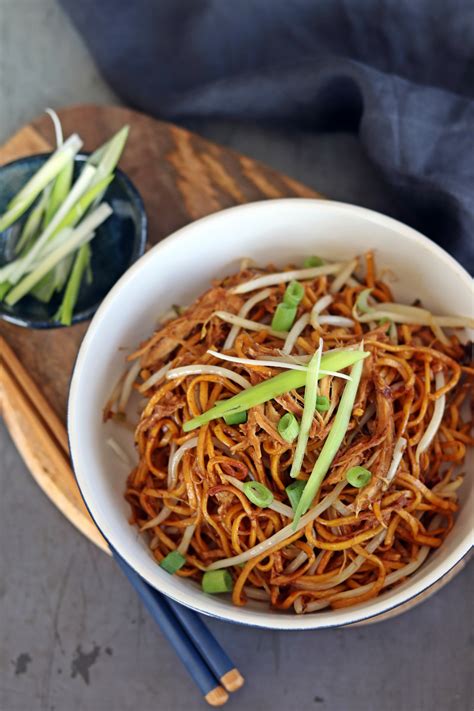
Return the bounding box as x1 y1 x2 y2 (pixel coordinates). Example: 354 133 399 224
68 198 473 630
0 152 147 329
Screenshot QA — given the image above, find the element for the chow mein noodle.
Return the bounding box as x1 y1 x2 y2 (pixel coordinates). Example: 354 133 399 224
105 253 473 614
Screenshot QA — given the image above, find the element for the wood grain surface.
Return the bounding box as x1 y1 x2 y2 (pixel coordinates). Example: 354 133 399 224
0 105 466 621
0 105 320 424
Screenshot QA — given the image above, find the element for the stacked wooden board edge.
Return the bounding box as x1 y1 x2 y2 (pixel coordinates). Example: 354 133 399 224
0 105 466 622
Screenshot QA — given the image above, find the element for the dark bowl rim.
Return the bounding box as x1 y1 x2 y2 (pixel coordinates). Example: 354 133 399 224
0 152 147 330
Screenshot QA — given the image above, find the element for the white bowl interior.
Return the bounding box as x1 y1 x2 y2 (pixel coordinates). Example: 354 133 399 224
68 199 473 629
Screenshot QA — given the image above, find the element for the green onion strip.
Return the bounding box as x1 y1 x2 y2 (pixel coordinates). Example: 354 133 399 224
5 204 112 305
54 243 91 325
289 339 323 479
182 349 368 432
286 480 306 510
293 346 365 527
0 134 83 233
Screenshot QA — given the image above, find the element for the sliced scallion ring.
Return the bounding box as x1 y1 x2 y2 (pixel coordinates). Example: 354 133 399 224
303 256 324 268
277 412 300 442
202 570 233 594
243 481 274 508
160 550 186 574
346 466 372 488
315 395 330 412
271 303 297 332
283 280 304 308
223 410 247 426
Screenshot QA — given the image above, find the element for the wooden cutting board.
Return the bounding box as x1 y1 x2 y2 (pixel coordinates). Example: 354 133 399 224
0 105 466 617
0 105 320 552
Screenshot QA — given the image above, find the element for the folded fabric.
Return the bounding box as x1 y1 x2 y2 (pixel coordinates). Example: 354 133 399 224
60 0 474 271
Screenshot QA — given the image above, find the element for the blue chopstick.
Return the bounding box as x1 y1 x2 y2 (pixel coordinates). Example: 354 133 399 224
167 597 243 692
111 549 231 706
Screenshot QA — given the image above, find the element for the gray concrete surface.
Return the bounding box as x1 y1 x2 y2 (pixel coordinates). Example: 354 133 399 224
0 2 473 710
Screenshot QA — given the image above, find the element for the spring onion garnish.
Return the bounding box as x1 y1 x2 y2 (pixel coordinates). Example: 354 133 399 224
223 410 247 426
160 550 186 575
346 466 372 488
8 163 98 284
182 349 368 432
283 280 304 307
278 412 300 442
54 175 114 234
43 158 74 228
5 204 112 305
86 125 129 201
290 339 323 479
223 475 294 517
315 395 330 412
286 480 306 510
14 190 49 255
243 481 274 508
0 133 83 233
293 348 365 527
202 570 233 594
54 243 91 325
271 303 297 332
0 282 11 298
303 256 324 268
0 118 129 323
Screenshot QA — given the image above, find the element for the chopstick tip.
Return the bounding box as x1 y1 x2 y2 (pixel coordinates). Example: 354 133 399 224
220 667 245 692
205 685 229 706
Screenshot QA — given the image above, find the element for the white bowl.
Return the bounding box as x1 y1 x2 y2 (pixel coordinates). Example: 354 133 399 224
68 199 473 630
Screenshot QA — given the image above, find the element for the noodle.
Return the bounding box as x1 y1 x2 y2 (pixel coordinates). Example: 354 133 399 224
111 253 472 614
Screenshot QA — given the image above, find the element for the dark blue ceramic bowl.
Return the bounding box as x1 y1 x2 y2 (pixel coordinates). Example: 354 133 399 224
0 153 147 328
